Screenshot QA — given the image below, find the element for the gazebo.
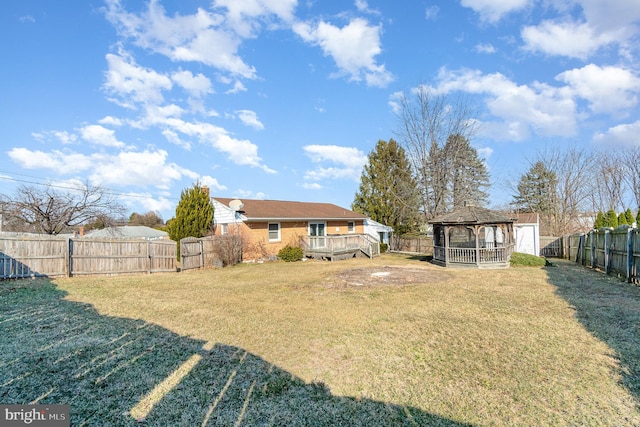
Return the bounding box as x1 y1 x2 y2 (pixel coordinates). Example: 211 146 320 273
428 204 515 268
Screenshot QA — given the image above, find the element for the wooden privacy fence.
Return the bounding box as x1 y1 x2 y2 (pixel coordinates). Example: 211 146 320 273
566 227 639 285
389 236 434 255
180 235 242 271
1 236 177 279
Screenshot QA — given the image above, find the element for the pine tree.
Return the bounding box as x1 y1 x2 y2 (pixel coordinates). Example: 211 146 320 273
605 208 618 228
618 212 628 226
594 211 605 229
167 182 214 242
624 208 634 225
444 134 490 209
352 139 420 235
512 161 557 214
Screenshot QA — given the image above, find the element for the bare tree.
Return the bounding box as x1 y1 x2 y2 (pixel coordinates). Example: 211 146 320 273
591 151 625 212
621 146 640 210
536 145 596 235
395 86 480 220
4 182 126 235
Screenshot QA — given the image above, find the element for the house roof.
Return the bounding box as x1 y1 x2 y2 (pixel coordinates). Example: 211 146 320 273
84 226 168 239
213 198 367 221
428 205 515 225
513 212 539 225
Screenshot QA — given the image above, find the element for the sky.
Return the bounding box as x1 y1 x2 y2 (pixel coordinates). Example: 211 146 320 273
2 0 640 221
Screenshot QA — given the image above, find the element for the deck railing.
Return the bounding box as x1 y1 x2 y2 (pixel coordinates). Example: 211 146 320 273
300 234 380 259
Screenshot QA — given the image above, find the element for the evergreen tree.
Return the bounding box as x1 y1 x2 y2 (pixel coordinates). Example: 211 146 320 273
352 139 420 235
618 212 628 226
444 134 490 208
624 208 634 225
593 211 605 229
167 182 214 242
605 208 618 228
512 161 557 214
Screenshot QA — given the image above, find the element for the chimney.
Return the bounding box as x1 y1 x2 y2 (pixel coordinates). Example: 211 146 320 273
202 185 210 197
79 226 85 237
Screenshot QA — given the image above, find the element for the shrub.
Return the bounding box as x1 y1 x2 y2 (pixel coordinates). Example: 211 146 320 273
510 252 548 267
380 242 388 253
277 245 304 262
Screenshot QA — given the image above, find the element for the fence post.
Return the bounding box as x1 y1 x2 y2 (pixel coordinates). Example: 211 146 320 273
147 240 152 274
628 228 634 283
200 239 205 269
604 229 611 274
590 230 595 268
65 237 72 277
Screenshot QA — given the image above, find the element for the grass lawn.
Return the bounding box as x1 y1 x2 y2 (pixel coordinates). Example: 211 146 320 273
1 254 639 426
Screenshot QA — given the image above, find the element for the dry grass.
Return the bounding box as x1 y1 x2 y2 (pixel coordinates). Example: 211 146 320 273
1 254 639 426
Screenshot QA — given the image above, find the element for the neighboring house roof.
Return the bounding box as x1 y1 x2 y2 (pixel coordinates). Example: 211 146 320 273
84 226 168 239
428 205 515 225
213 198 367 222
364 218 393 232
513 213 539 225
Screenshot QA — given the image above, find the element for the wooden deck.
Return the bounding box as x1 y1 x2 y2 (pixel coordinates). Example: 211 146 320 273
300 234 380 261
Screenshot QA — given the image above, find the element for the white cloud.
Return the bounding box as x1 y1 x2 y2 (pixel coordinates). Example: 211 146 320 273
424 6 440 21
171 70 212 97
556 64 640 115
303 145 367 183
293 18 394 87
199 175 227 192
104 51 172 107
521 20 619 59
8 148 93 174
460 0 531 23
32 130 78 144
98 116 124 126
475 43 496 54
7 147 197 189
78 124 126 148
213 0 297 37
593 120 640 147
162 118 275 172
428 67 577 140
89 149 198 189
236 110 264 130
104 0 256 78
121 192 175 213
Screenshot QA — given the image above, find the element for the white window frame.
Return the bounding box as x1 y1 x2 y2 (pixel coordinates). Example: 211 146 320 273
347 221 355 233
268 222 281 242
220 224 228 235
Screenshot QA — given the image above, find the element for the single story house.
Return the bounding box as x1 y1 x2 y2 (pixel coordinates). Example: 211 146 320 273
513 213 540 256
211 198 372 260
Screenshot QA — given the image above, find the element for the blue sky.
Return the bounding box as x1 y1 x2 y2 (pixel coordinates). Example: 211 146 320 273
2 0 639 221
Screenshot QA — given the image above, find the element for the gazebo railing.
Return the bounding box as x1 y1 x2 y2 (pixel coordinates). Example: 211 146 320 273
434 245 514 265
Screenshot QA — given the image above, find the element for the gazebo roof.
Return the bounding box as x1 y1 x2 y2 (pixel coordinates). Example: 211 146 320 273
428 205 515 225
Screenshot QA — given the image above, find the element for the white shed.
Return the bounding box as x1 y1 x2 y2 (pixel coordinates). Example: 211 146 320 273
514 213 540 256
363 218 393 244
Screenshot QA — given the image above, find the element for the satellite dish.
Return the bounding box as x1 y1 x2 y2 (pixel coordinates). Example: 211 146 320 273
229 199 244 211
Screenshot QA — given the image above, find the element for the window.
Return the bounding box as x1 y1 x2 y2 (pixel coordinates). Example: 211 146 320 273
220 224 228 235
268 223 280 242
348 221 355 233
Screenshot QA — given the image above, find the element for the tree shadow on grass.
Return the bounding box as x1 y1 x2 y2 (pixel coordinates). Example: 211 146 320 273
0 279 472 426
544 260 640 410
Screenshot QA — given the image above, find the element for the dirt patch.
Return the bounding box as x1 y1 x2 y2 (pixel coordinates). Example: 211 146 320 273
331 265 451 288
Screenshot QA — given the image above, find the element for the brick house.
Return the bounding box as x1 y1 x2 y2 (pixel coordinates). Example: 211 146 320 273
211 198 372 260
